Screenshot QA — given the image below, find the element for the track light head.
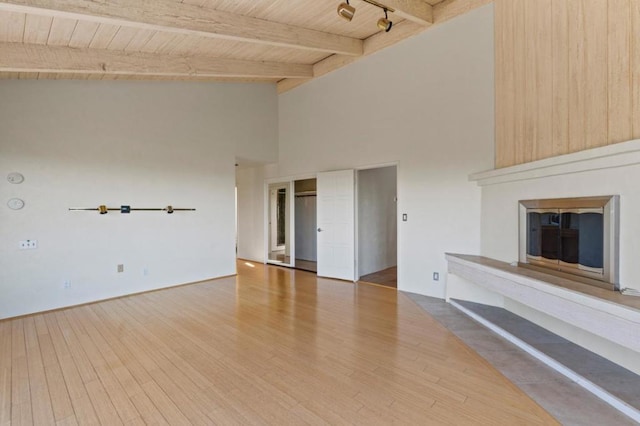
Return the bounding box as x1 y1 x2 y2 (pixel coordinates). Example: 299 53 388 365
377 17 392 32
337 1 355 21
377 9 392 32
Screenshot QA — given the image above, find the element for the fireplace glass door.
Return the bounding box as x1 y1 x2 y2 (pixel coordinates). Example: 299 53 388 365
519 195 618 289
527 208 604 276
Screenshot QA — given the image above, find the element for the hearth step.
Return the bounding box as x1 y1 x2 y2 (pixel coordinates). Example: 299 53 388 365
449 299 640 424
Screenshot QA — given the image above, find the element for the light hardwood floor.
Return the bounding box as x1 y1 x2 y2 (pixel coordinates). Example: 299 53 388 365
0 261 559 425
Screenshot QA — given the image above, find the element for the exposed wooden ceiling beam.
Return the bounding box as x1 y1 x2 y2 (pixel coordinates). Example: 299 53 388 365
0 42 313 79
0 0 364 56
277 20 424 93
380 0 433 26
278 0 493 93
433 0 493 23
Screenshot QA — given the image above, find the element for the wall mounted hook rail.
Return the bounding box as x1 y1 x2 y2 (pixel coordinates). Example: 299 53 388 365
69 205 196 214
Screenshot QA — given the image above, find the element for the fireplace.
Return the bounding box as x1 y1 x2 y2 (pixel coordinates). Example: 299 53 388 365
518 196 620 290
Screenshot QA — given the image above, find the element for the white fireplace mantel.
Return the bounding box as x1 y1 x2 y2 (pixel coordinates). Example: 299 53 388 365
469 139 640 186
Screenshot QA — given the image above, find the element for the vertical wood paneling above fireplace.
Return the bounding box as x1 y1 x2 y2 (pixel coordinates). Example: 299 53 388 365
495 0 640 168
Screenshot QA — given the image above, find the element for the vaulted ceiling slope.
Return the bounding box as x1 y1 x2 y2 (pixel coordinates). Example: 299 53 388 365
0 0 491 93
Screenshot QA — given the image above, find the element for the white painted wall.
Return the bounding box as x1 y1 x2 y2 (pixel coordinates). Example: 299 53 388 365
236 166 267 262
358 166 397 277
261 4 495 297
0 81 277 319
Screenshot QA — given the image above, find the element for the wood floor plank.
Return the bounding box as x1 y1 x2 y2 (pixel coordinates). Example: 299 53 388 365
287 402 329 426
199 386 267 424
108 300 218 392
122 416 145 426
53 312 98 384
42 314 101 425
0 261 559 425
61 310 139 423
23 317 56 425
139 381 190 425
117 333 214 425
11 401 32 426
69 395 100 426
42 357 75 422
128 392 169 426
11 321 30 409
82 305 154 389
0 367 10 426
296 398 366 425
84 380 123 426
55 415 79 426
0 321 12 425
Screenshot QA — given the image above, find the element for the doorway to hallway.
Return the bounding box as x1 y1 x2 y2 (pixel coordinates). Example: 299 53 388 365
357 165 397 288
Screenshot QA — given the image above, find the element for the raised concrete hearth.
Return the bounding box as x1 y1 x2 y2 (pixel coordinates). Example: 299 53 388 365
445 254 640 375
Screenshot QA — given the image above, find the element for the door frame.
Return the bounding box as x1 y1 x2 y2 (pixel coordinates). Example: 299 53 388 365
269 184 287 252
264 173 317 268
263 164 399 283
354 161 399 282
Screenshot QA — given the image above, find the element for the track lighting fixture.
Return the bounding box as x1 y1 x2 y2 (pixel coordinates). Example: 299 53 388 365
377 8 392 32
336 0 394 32
337 0 355 21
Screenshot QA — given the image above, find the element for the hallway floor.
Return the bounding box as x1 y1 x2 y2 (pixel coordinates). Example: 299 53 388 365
359 266 397 288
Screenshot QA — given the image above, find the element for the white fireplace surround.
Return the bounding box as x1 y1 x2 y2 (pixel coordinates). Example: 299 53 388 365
445 139 640 375
472 139 640 294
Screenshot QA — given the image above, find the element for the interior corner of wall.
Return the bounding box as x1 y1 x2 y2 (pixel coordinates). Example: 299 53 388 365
446 273 505 307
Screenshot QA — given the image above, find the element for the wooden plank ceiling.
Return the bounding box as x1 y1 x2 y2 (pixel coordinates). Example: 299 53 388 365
0 0 491 93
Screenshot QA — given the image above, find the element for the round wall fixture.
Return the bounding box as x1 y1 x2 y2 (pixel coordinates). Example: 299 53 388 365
7 172 24 184
7 198 25 210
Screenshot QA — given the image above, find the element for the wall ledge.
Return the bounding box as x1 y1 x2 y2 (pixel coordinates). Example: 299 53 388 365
470 139 640 186
445 253 640 353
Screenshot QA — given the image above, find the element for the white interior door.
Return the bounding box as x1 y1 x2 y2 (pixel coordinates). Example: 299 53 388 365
317 170 355 281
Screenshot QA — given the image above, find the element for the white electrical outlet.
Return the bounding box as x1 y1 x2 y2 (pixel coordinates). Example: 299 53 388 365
64 280 71 289
143 267 149 276
433 272 439 281
19 240 37 250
